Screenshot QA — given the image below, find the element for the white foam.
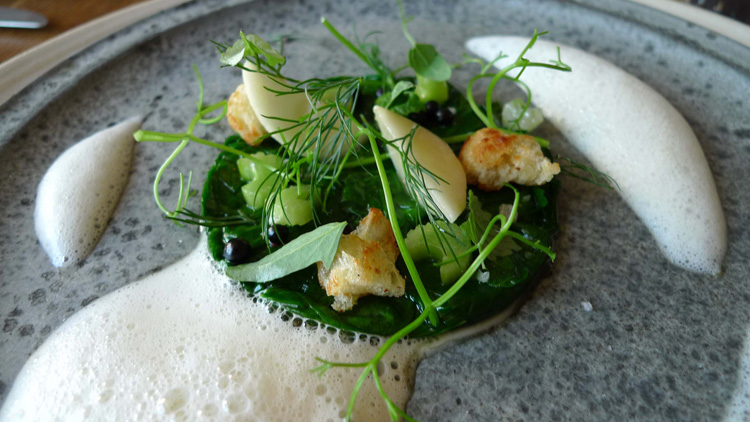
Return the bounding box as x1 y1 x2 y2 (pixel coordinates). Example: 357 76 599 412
34 116 141 267
0 242 419 421
467 37 726 274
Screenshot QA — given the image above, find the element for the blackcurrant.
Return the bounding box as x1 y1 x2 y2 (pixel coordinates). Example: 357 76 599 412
425 101 439 115
267 224 289 247
435 108 455 126
223 238 252 265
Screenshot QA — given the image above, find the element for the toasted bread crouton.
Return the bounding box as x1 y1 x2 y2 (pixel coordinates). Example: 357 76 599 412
459 128 560 191
227 84 267 146
317 208 405 312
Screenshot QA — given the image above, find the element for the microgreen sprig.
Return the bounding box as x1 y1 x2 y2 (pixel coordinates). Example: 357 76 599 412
397 0 452 82
133 65 230 222
465 30 571 130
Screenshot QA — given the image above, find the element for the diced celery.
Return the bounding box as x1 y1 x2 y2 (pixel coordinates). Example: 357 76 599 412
414 75 449 104
238 153 282 210
405 221 472 284
271 185 314 226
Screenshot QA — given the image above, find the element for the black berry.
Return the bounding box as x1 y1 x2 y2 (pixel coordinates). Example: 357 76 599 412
425 101 439 115
435 108 455 126
223 238 252 265
267 225 289 247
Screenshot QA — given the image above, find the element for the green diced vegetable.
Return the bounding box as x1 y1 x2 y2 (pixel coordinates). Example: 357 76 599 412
238 153 282 182
414 74 449 104
272 185 314 226
241 180 269 210
501 98 544 132
405 221 472 284
239 153 282 210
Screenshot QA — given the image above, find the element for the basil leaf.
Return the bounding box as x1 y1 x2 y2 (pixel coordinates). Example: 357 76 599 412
225 221 346 282
220 39 246 66
408 44 451 82
385 80 414 109
240 32 286 67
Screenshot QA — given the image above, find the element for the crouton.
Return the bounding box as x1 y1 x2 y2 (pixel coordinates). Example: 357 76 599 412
317 208 405 312
459 127 560 191
226 84 267 146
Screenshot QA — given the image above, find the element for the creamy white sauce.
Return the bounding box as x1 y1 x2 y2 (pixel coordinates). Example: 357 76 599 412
34 117 141 267
467 37 727 274
0 242 420 421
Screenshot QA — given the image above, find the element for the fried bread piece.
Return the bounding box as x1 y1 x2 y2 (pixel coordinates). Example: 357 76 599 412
459 127 559 191
317 208 405 312
226 83 267 146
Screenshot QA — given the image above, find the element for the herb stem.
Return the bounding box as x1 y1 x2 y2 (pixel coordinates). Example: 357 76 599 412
396 0 416 46
321 18 371 67
466 74 494 128
390 63 410 77
135 130 279 172
341 151 389 168
366 132 439 326
442 133 474 144
152 140 189 216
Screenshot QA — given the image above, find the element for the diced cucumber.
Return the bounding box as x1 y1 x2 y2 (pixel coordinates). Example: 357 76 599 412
241 178 276 209
239 153 282 210
238 153 282 182
405 221 472 284
271 185 314 226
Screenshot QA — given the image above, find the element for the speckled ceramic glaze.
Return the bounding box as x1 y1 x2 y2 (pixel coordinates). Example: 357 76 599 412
1 0 749 420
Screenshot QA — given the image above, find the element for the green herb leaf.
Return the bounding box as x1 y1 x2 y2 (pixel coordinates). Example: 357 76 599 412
375 88 424 117
220 39 246 66
468 191 520 260
225 221 347 282
240 32 286 67
468 190 493 236
408 44 451 82
532 187 548 207
385 80 414 108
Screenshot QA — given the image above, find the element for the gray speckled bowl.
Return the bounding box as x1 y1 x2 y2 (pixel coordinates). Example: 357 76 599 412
1 0 749 420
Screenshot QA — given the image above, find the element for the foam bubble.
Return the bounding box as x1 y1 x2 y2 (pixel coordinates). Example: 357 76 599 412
34 116 142 267
467 37 727 275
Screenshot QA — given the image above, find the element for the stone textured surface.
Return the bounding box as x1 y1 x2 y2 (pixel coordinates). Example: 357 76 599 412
1 0 749 420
